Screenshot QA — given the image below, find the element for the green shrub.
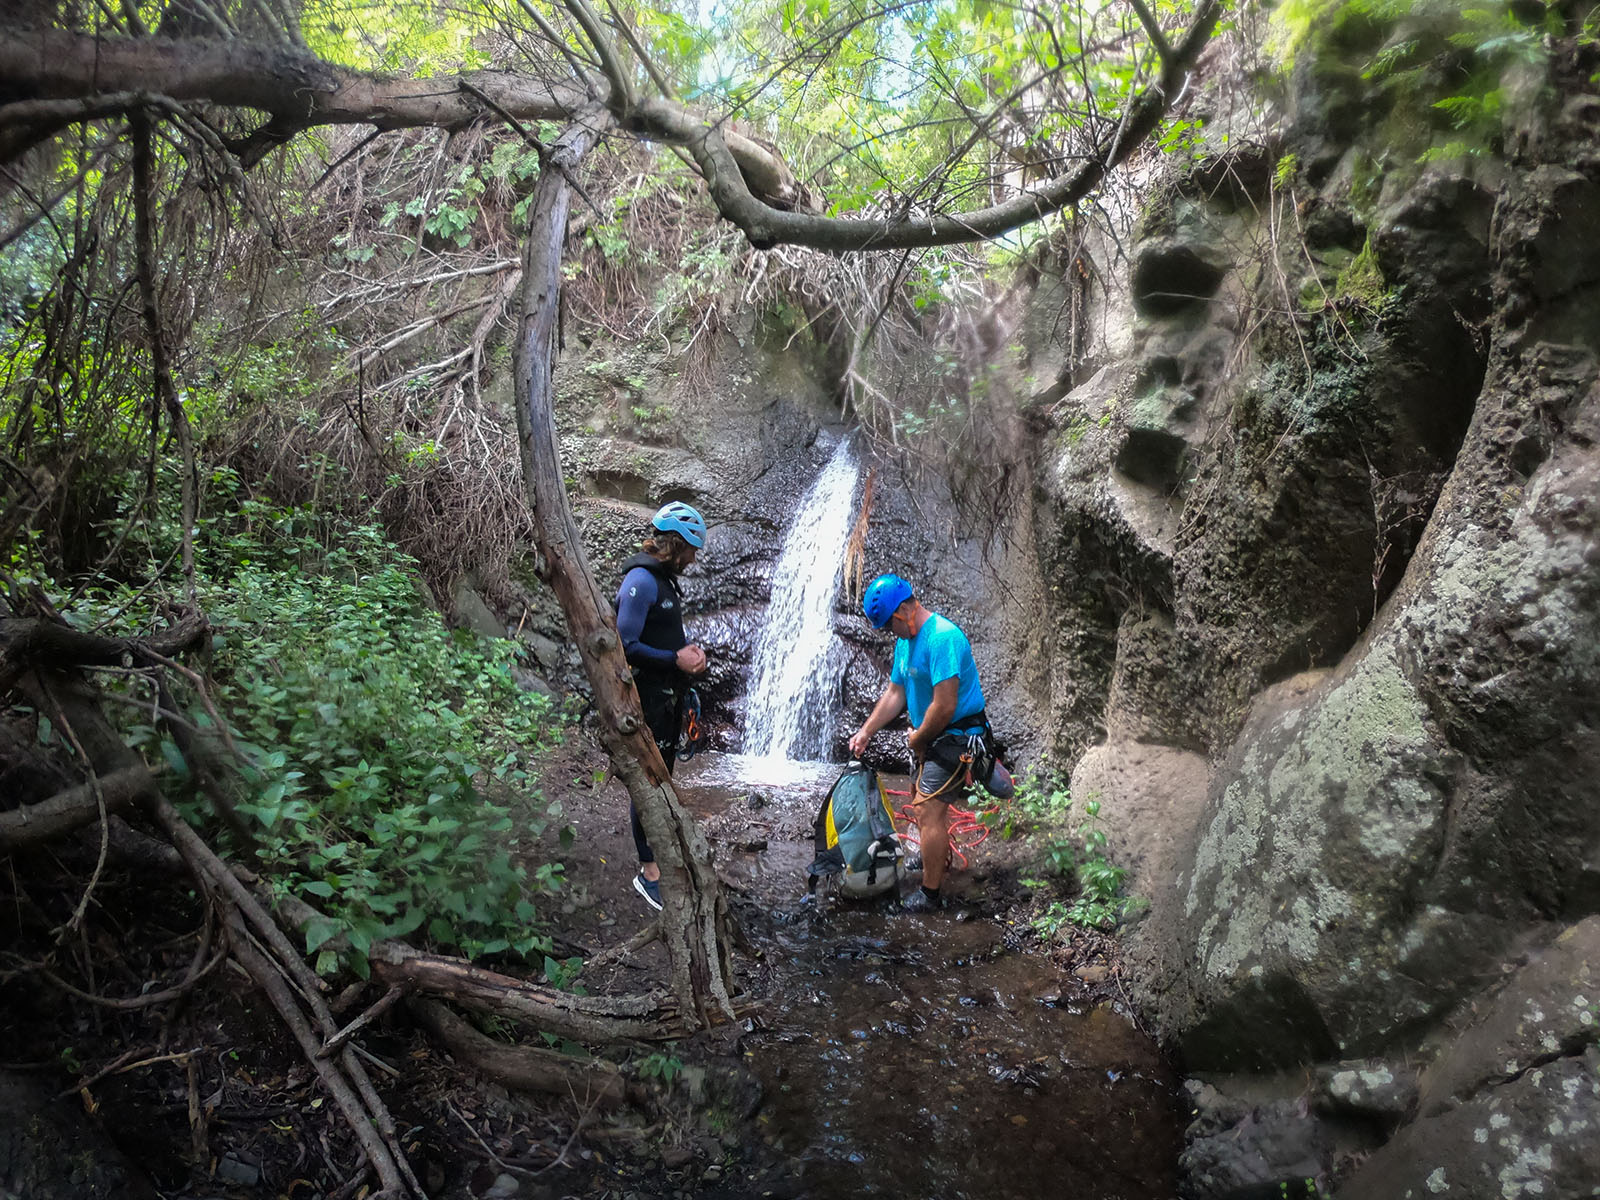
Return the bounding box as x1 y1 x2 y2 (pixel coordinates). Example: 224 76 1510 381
1015 784 1145 938
60 473 574 975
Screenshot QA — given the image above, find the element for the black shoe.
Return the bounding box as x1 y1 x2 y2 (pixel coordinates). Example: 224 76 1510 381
633 872 663 911
901 887 944 913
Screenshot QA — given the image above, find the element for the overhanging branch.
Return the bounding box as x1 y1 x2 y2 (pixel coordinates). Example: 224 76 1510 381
683 0 1222 250
0 30 812 210
0 0 1219 249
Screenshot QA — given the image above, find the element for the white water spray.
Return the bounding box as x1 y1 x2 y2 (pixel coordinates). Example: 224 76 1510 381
743 438 860 761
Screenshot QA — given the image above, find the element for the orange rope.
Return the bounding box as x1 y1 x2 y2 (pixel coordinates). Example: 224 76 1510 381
891 796 993 870
887 749 1016 869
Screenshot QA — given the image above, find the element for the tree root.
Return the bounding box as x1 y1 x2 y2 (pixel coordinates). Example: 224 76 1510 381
143 791 422 1198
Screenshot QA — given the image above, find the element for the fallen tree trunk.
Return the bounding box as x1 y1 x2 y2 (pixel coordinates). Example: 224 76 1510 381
408 998 633 1108
0 765 156 850
372 945 681 1042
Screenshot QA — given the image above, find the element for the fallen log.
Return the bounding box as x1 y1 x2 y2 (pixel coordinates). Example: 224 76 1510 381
0 610 208 693
371 944 682 1043
408 998 633 1107
0 765 156 850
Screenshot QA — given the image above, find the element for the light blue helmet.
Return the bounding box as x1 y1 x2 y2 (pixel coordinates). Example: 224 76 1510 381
862 573 913 628
651 501 707 548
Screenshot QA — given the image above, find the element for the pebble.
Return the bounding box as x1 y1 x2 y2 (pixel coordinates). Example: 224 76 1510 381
215 1155 260 1187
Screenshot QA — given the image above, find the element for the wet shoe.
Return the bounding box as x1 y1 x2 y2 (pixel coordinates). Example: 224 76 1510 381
901 887 944 913
633 872 662 911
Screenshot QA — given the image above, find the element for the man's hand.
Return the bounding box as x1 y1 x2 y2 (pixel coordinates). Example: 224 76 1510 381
851 682 907 760
847 726 872 758
676 644 708 675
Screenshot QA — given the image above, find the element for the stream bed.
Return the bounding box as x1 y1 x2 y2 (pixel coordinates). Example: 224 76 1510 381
677 754 1185 1200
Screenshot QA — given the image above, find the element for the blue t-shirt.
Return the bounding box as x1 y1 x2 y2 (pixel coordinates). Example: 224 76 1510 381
890 612 985 731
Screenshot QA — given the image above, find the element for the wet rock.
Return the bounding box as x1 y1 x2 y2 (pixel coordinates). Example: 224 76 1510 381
215 1153 261 1187
1418 916 1600 1118
1313 1060 1418 1127
1183 1079 1251 1138
1178 1099 1331 1200
1339 1047 1600 1200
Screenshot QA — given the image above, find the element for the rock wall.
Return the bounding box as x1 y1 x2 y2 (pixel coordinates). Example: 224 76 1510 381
1020 8 1600 1195
524 295 1019 759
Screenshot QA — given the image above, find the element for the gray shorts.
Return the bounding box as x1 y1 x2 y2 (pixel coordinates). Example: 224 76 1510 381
915 754 1015 803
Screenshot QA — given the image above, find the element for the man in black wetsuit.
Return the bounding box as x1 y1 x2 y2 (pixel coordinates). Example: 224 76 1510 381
614 501 710 910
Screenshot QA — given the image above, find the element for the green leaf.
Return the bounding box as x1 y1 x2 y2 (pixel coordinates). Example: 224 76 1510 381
305 917 342 953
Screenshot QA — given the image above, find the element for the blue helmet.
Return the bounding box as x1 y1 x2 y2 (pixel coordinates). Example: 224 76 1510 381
651 501 707 548
862 573 913 628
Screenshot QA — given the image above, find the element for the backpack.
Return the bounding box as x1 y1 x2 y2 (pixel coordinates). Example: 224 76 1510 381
806 763 903 899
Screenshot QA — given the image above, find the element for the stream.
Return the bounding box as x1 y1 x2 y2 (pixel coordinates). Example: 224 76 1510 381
676 754 1185 1200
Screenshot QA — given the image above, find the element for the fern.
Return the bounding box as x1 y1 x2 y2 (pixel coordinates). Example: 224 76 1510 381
1363 37 1419 79
1417 140 1482 163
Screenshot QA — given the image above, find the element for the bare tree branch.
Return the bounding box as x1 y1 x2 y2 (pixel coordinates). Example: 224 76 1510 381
565 0 635 113
1127 0 1173 67
681 0 1222 249
0 766 156 851
131 110 198 602
0 30 815 209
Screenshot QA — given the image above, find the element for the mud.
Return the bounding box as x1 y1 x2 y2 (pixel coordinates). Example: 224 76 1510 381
671 753 1185 1200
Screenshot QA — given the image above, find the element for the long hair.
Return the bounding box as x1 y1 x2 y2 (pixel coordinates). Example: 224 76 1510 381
642 529 696 572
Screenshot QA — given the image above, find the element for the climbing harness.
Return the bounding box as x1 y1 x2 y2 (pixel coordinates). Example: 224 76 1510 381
889 715 1009 870
921 712 1002 799
807 762 904 899
678 687 708 761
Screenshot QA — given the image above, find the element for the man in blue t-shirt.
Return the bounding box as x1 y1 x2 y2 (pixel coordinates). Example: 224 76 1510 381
847 574 1013 912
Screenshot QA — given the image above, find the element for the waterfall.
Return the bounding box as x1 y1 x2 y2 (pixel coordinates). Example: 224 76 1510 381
743 438 860 761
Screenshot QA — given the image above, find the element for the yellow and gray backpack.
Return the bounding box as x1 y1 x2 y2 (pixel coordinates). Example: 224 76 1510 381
806 763 903 899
